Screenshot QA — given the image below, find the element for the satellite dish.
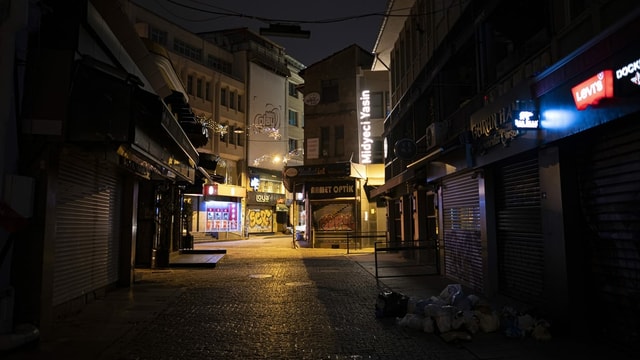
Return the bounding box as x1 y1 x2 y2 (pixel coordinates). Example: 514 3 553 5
303 92 320 106
394 138 417 160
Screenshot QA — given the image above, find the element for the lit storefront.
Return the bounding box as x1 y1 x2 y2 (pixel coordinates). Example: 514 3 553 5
195 183 246 239
245 169 287 234
283 162 382 248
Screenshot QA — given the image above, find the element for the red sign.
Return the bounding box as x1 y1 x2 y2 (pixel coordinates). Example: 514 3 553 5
203 184 218 196
571 70 614 110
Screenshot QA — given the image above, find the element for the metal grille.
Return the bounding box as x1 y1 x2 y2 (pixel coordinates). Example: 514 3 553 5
442 173 482 292
579 120 640 340
53 148 122 306
496 156 544 305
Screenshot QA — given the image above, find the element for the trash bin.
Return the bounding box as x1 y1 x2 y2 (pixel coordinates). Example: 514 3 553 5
182 234 194 249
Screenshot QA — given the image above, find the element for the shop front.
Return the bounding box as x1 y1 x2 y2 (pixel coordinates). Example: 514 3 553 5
284 162 382 249
464 12 640 341
530 16 640 343
196 183 245 240
246 191 285 235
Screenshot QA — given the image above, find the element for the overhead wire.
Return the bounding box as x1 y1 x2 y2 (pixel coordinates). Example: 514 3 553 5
162 0 431 25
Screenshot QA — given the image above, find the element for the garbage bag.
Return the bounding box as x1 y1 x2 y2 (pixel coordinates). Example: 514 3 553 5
407 297 435 315
438 284 463 305
433 305 456 333
475 309 500 333
422 316 435 333
375 291 409 318
397 313 425 330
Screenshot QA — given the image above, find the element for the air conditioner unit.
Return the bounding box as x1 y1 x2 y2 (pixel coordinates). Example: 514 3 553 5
426 122 447 150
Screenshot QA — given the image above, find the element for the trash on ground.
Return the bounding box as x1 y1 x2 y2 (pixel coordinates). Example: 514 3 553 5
384 284 552 343
375 290 409 319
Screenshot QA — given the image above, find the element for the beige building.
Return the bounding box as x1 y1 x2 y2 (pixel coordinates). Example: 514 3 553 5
284 44 389 247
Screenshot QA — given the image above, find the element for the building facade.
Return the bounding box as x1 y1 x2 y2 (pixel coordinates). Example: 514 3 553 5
126 3 248 241
3 0 211 340
200 29 303 235
284 45 388 248
372 0 640 348
127 6 307 238
2 0 306 342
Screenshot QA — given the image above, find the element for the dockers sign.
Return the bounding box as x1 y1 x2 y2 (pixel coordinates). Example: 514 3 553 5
308 180 355 200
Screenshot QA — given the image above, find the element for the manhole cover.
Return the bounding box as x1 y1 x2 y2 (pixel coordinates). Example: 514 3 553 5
285 281 313 286
249 274 273 279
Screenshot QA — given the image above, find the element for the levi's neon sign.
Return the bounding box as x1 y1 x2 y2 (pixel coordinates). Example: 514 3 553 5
571 70 614 110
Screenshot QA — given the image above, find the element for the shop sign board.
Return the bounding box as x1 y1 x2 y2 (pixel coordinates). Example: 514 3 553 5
359 90 373 164
571 70 614 110
308 180 355 199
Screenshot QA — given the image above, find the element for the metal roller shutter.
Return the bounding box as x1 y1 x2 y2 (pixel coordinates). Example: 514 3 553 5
495 156 544 305
442 173 482 292
579 119 640 341
53 148 122 306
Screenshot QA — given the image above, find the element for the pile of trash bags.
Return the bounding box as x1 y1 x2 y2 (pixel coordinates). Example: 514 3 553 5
376 284 551 342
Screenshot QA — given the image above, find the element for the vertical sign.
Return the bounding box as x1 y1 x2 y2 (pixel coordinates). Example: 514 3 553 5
359 90 373 164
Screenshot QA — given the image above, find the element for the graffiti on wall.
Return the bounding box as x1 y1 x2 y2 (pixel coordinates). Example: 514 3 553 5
252 103 281 130
312 203 354 231
248 208 273 233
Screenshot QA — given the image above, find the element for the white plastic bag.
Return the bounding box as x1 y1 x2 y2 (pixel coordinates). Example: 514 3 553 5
398 313 425 331
438 284 463 305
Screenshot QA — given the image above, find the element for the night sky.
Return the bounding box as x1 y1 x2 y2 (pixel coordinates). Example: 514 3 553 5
132 0 389 66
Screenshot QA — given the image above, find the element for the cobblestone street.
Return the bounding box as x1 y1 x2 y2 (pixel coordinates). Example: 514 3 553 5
104 237 471 360
5 236 635 360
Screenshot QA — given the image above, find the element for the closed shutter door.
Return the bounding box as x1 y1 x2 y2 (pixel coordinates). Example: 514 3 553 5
442 173 482 292
496 156 544 305
53 148 122 306
579 119 640 342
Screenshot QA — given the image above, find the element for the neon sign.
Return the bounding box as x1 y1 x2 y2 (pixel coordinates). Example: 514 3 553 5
615 58 640 80
203 184 218 196
514 111 539 129
250 176 260 191
359 90 372 164
571 70 614 110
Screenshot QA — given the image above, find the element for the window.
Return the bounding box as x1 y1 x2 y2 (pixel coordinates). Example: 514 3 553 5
321 79 339 103
335 125 344 156
205 82 211 101
288 109 298 126
220 127 227 143
288 82 298 97
149 27 167 45
220 88 227 107
229 126 236 145
370 92 386 118
320 126 330 156
288 138 298 153
207 55 232 75
186 75 194 95
173 38 202 62
196 78 203 98
230 92 236 110
237 95 243 112
237 130 245 146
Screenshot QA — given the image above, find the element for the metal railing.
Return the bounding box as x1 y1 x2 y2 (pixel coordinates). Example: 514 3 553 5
346 231 387 254
373 239 439 279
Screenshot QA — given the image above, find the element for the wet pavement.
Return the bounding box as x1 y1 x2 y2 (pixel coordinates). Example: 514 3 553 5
2 235 636 359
